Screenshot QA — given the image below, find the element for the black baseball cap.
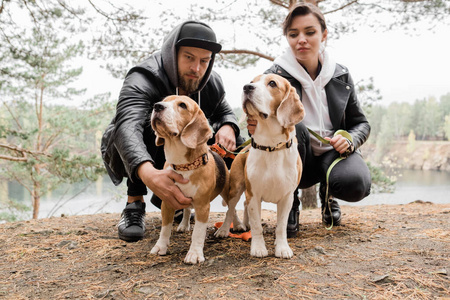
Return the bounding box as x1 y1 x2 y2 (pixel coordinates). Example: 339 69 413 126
176 22 222 53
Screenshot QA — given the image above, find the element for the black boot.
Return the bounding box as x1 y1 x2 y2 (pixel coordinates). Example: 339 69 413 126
320 184 341 226
287 190 300 238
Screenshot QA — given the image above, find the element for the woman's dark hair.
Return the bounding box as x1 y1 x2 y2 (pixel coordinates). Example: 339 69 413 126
282 3 327 36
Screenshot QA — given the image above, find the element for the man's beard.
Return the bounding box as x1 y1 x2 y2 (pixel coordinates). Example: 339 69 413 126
178 72 202 95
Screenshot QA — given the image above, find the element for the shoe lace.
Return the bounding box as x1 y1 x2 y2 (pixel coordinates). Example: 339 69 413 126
123 209 145 228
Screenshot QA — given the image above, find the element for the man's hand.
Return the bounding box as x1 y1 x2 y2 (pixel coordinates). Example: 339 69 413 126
215 124 236 151
247 118 257 136
324 135 351 155
137 162 192 210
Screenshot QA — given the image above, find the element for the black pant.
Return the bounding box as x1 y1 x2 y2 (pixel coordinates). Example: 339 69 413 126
293 122 371 208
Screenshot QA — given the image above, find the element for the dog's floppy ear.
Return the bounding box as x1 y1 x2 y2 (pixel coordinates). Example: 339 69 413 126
155 135 165 146
180 109 213 149
277 86 305 128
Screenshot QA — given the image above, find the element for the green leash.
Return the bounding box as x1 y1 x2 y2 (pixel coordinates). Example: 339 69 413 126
308 128 353 230
218 138 251 156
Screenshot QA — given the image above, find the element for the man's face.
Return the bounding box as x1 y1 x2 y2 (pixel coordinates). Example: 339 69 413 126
177 46 212 95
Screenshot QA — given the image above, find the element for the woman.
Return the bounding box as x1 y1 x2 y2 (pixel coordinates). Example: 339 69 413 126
248 3 371 237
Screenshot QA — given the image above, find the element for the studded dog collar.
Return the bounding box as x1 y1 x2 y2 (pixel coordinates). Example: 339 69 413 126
172 152 209 171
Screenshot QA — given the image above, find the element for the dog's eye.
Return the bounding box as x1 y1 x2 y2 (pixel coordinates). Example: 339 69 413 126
268 81 277 88
178 102 187 109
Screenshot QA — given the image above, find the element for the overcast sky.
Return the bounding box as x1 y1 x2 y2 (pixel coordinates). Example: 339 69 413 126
77 4 450 109
217 22 450 108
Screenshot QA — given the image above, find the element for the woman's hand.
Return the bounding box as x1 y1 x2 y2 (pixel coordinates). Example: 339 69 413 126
324 135 352 155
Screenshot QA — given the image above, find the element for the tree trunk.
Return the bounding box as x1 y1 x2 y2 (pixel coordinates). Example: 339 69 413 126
32 167 41 219
32 189 40 219
300 185 317 209
0 181 7 202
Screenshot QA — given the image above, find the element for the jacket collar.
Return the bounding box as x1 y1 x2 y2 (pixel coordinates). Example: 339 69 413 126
273 62 348 81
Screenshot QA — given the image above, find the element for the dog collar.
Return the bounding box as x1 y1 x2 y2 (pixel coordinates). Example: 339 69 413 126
172 153 209 171
251 138 293 152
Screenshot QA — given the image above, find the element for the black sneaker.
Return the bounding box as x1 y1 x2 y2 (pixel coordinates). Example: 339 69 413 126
118 201 146 242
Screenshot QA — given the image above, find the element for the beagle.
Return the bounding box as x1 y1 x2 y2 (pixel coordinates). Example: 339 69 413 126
216 74 304 259
150 95 229 264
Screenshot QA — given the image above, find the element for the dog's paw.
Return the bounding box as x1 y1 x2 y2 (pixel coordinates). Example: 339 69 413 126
184 249 205 264
176 223 190 232
214 227 230 238
233 222 247 232
250 246 269 258
150 243 168 256
275 245 293 259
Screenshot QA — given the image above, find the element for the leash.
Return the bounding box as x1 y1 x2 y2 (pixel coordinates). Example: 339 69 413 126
308 128 353 230
210 138 251 159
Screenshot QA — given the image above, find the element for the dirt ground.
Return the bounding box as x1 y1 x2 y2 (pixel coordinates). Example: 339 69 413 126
1 201 449 300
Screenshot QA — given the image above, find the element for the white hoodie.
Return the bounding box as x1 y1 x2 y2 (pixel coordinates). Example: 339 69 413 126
274 46 336 156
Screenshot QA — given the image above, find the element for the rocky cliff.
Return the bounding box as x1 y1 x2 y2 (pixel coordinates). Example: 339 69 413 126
362 141 450 171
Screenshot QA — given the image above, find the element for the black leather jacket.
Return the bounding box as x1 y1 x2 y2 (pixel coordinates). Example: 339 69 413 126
265 63 370 152
101 21 240 185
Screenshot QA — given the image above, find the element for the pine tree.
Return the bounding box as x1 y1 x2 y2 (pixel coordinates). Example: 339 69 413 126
0 17 109 219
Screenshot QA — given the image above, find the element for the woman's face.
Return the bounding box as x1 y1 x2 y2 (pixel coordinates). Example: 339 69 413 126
286 13 327 66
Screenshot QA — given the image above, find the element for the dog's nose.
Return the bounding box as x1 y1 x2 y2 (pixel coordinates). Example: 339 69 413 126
243 84 255 93
154 103 165 112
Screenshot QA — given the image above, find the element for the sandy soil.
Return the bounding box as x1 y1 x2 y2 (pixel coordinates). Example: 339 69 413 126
1 201 449 299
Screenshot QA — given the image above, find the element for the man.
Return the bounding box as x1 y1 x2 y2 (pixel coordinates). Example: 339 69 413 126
101 21 242 242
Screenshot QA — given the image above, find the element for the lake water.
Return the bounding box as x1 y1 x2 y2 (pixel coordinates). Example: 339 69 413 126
32 169 450 219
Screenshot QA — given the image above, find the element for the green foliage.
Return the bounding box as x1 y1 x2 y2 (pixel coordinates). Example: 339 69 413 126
366 162 396 194
1 98 114 220
355 77 383 109
0 198 31 222
445 116 450 140
0 3 117 220
406 130 416 153
368 164 396 191
368 95 449 145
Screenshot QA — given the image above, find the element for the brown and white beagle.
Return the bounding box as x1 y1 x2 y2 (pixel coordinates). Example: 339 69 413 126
150 95 229 264
216 74 304 259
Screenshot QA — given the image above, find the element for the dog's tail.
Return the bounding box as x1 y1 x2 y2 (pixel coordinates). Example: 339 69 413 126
209 149 230 206
224 151 247 205
220 176 230 207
